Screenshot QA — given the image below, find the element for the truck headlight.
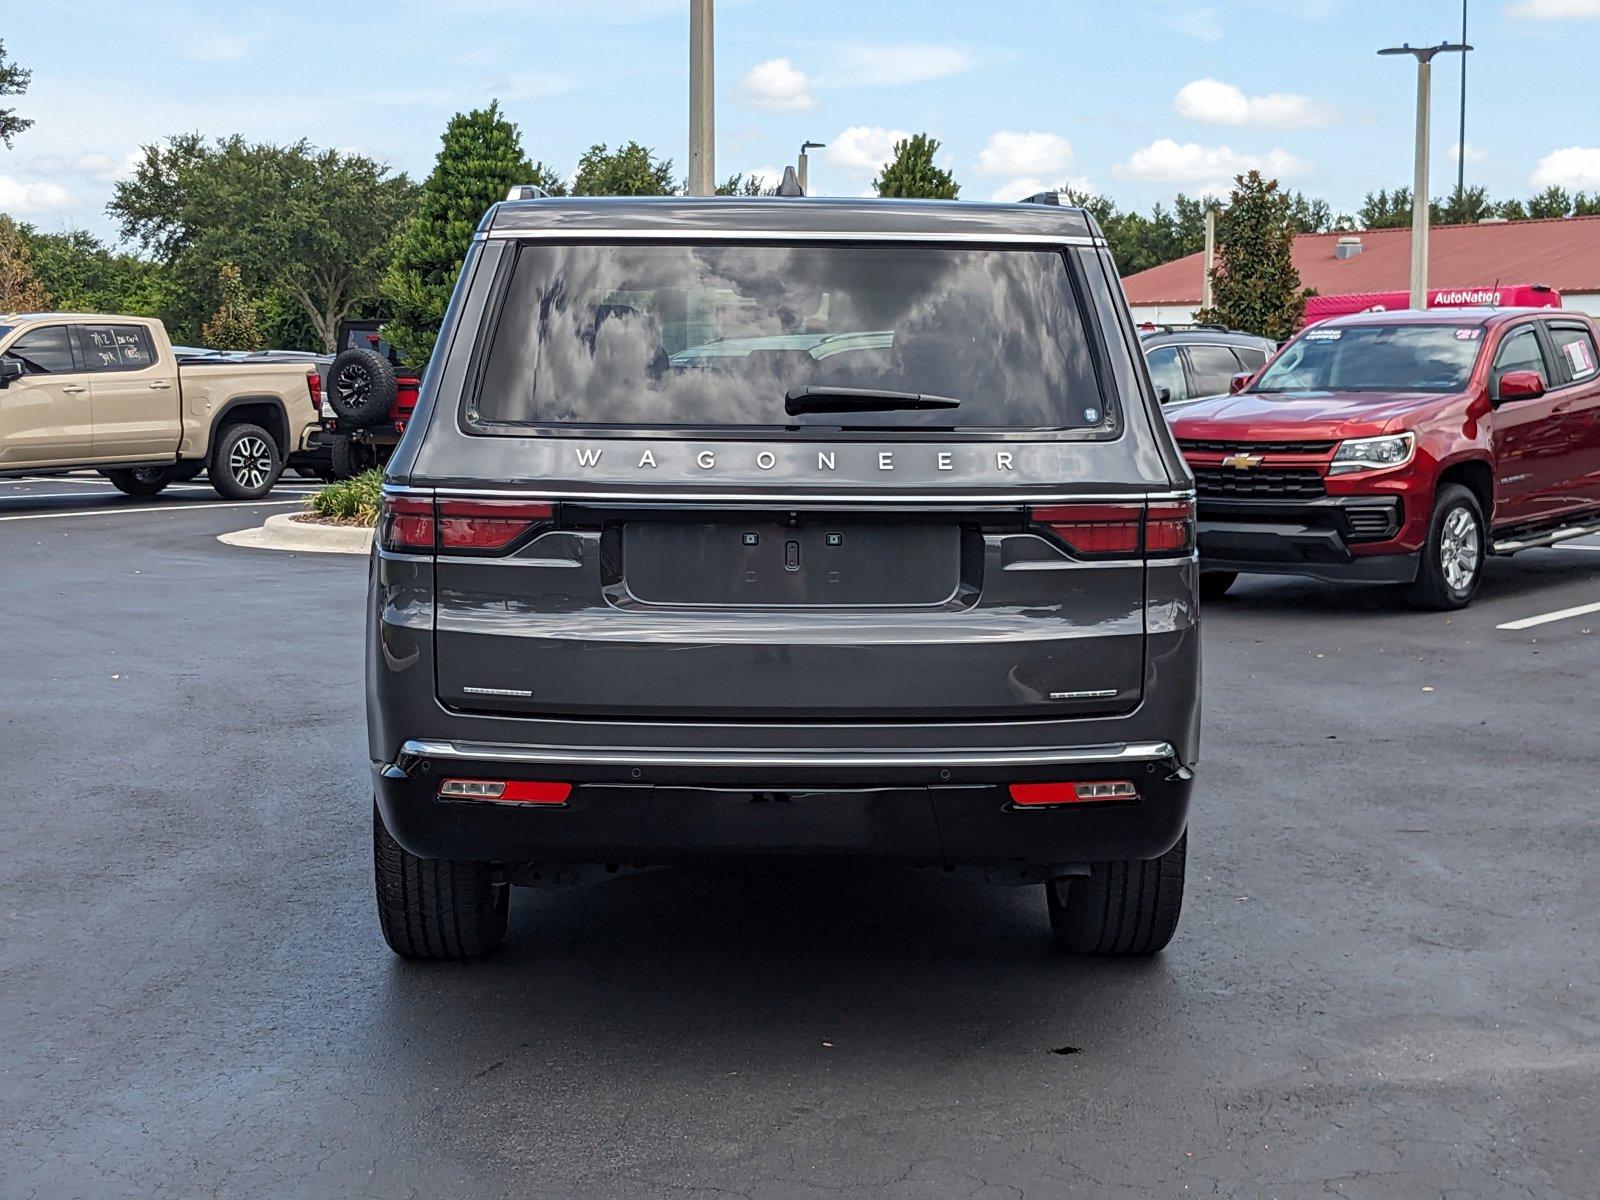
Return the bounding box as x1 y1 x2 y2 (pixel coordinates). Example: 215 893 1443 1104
1330 432 1415 474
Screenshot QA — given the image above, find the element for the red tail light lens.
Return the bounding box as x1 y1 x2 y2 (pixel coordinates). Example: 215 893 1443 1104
1029 499 1193 558
439 778 571 805
1009 780 1139 807
379 496 435 553
306 368 322 405
436 499 554 552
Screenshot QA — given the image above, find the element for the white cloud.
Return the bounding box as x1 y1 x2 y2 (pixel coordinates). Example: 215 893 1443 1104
1449 142 1487 164
26 151 141 183
988 176 1095 203
975 131 1074 178
819 44 972 87
1530 146 1600 190
1173 78 1336 128
732 58 815 112
1113 138 1311 184
1504 0 1600 17
825 126 912 175
0 176 76 212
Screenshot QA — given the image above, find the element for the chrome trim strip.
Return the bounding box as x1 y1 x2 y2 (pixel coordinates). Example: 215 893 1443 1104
398 738 1175 770
479 227 1100 247
383 483 1197 504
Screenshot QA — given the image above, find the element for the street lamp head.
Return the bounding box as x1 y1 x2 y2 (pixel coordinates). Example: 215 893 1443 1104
800 140 826 153
1378 41 1472 62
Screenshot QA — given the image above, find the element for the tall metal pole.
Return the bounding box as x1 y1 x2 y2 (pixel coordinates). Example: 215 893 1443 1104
1201 205 1218 313
1457 0 1468 199
1411 55 1432 310
797 140 825 196
1381 42 1471 311
688 0 714 195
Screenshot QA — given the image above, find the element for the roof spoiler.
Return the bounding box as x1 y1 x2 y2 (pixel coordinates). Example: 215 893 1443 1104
1020 191 1067 206
505 184 551 201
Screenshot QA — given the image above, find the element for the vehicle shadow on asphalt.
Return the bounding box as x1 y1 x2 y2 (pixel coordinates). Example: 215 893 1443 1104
1216 550 1600 617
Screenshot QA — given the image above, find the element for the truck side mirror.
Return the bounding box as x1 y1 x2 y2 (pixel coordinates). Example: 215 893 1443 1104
1496 370 1546 404
1228 371 1252 395
0 358 22 389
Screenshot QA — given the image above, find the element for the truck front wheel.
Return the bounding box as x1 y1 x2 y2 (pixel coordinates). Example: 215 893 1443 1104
210 422 283 500
1046 833 1186 956
373 805 508 959
1403 482 1484 610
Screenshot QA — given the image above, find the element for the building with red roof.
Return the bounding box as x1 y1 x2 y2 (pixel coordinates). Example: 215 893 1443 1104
1120 215 1600 325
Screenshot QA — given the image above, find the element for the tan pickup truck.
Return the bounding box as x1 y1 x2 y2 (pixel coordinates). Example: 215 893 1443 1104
0 312 321 499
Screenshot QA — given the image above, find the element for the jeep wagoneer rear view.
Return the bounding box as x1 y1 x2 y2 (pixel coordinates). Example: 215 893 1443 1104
367 195 1200 959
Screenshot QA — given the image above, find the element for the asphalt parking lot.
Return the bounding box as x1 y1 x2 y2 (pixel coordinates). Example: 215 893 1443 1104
4 479 1598 1200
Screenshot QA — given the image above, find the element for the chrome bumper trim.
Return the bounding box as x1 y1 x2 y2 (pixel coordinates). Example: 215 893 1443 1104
397 738 1177 771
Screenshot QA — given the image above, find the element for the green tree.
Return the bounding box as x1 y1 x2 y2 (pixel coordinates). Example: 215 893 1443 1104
22 226 167 315
381 103 532 366
1359 188 1412 229
529 160 569 196
1285 191 1334 234
1496 197 1529 221
111 133 417 350
873 134 958 199
0 39 32 147
1435 186 1495 225
572 141 678 195
1196 171 1309 341
1575 193 1600 217
0 215 49 310
716 172 775 196
1527 185 1573 219
200 261 266 350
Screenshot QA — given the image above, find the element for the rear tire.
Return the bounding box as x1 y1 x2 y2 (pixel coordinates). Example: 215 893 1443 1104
1198 571 1238 601
374 805 508 960
102 466 176 497
209 422 283 500
1047 832 1186 956
1403 482 1484 610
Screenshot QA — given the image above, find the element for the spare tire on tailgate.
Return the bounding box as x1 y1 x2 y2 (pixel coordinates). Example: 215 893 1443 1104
327 347 397 428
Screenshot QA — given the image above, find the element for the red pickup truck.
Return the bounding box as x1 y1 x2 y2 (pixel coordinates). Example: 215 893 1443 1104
1169 307 1600 608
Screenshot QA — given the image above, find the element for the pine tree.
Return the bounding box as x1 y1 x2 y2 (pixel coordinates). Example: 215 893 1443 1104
873 134 958 200
1196 171 1308 342
381 101 531 366
572 142 678 195
200 261 265 350
0 215 49 310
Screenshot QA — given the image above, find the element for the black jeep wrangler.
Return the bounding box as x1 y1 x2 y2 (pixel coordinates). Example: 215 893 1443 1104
367 195 1201 958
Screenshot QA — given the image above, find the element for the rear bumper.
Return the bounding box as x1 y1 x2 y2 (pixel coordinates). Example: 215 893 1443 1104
373 738 1193 870
1197 494 1419 583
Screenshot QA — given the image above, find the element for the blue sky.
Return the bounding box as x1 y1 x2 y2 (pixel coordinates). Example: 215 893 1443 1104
4 0 1599 243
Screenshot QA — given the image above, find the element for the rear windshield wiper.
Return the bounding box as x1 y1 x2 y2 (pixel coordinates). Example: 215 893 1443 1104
784 386 962 416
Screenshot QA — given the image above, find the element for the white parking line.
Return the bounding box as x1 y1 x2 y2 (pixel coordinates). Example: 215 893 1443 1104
1496 600 1600 631
0 499 303 523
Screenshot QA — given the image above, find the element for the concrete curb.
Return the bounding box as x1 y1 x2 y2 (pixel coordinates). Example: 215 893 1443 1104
217 511 373 556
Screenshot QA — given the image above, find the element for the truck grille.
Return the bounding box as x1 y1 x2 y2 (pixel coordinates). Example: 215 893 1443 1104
1192 468 1327 499
1179 439 1337 456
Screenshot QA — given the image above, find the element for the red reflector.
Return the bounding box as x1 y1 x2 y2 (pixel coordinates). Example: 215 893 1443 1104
439 778 571 805
1030 503 1143 556
379 496 435 553
436 499 555 552
1009 780 1139 807
1145 499 1195 555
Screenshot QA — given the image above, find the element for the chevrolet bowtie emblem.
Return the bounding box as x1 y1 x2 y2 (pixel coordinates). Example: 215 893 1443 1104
1221 453 1264 470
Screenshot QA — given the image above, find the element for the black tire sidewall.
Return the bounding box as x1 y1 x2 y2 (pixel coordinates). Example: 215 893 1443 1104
328 348 397 429
210 423 282 500
1418 484 1485 608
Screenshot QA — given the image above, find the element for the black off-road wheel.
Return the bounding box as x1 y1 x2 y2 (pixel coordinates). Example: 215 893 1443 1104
1402 482 1484 611
209 422 283 500
1047 833 1186 956
373 805 509 960
328 347 397 429
102 466 177 497
1198 571 1238 601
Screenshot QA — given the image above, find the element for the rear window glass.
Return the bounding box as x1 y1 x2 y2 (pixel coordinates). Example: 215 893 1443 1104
470 243 1108 432
1254 324 1485 394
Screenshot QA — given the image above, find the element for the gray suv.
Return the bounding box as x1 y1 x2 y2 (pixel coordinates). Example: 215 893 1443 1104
367 195 1201 959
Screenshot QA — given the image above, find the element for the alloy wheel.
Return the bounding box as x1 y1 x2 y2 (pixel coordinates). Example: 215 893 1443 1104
228 435 274 492
1440 505 1481 592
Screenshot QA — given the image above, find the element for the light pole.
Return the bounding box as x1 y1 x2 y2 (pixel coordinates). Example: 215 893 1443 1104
1201 201 1220 314
688 0 714 195
1379 40 1472 310
1456 1 1469 200
797 140 825 194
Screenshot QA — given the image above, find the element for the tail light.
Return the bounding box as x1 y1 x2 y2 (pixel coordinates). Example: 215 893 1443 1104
306 368 322 405
1009 780 1139 807
439 778 571 805
379 495 555 554
1029 498 1193 558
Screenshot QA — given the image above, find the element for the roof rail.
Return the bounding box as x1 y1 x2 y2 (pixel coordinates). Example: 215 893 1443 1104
505 184 551 202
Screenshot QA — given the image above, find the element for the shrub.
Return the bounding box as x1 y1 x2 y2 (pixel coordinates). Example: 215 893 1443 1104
307 469 383 525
